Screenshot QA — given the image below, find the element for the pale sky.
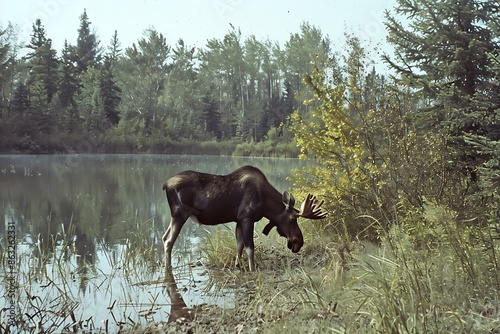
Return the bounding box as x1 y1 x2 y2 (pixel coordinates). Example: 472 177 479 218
2 0 396 55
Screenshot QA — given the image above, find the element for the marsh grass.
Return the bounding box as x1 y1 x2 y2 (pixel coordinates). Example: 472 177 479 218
4 207 499 333
198 210 500 334
0 216 183 333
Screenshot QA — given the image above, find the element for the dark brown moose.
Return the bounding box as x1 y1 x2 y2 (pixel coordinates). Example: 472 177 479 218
162 165 328 271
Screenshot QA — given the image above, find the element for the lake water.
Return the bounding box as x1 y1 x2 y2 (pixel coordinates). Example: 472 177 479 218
0 154 311 332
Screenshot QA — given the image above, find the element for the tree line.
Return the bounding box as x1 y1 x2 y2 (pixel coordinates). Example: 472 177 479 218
0 10 330 154
0 2 498 223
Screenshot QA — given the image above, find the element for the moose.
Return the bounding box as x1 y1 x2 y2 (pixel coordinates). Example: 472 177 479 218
162 165 328 271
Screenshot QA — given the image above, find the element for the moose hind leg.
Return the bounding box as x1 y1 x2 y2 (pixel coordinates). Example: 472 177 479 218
235 221 255 271
235 224 245 269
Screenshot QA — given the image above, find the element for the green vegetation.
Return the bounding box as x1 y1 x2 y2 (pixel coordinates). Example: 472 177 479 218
0 12 328 156
194 0 500 333
196 215 499 333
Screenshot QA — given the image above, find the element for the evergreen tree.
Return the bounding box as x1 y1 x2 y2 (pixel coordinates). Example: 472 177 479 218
10 83 34 137
201 89 221 139
384 0 500 182
59 41 79 109
76 9 101 73
25 19 59 134
26 19 59 105
26 19 46 54
100 56 121 126
463 49 500 222
0 25 13 119
108 30 122 64
11 83 30 117
58 41 82 133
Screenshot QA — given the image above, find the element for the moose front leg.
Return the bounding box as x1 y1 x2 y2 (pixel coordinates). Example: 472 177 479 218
162 216 187 268
235 221 255 271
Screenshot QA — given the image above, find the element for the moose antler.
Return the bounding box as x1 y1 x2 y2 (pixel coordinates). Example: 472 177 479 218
298 194 328 219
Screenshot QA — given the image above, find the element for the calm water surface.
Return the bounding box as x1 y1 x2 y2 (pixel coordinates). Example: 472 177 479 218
0 154 310 331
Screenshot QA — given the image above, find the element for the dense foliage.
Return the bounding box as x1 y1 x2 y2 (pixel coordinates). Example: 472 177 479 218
0 12 329 155
290 2 499 331
292 0 499 226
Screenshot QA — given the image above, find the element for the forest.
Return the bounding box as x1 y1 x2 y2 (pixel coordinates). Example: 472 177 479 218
0 2 498 219
0 11 332 155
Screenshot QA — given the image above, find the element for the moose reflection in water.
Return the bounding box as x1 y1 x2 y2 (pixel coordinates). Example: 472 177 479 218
162 166 328 271
164 266 195 323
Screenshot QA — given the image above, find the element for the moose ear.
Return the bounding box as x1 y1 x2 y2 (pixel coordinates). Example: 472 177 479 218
262 222 275 235
282 191 295 209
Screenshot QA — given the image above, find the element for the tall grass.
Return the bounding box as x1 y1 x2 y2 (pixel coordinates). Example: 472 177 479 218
199 208 500 333
6 209 497 333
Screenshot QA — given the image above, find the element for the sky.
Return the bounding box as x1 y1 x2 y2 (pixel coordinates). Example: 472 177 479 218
1 0 397 56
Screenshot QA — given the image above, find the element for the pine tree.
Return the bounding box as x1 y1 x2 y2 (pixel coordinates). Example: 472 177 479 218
384 0 500 181
11 83 30 117
25 19 59 134
11 83 35 136
100 56 121 126
59 41 79 109
108 30 122 64
76 9 101 73
201 89 221 139
26 19 46 53
26 19 59 105
0 25 13 119
58 41 82 133
463 46 500 222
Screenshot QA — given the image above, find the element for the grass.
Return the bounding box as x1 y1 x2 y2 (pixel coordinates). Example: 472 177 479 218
3 207 499 333
195 211 500 334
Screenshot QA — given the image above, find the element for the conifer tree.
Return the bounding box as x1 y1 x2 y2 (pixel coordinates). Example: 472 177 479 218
201 90 221 139
0 26 13 119
11 83 30 119
384 0 500 182
26 20 59 106
108 30 122 64
76 9 101 73
59 41 79 109
100 56 121 126
25 19 59 134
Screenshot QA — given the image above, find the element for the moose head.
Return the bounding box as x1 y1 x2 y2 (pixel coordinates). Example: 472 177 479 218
262 192 328 253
